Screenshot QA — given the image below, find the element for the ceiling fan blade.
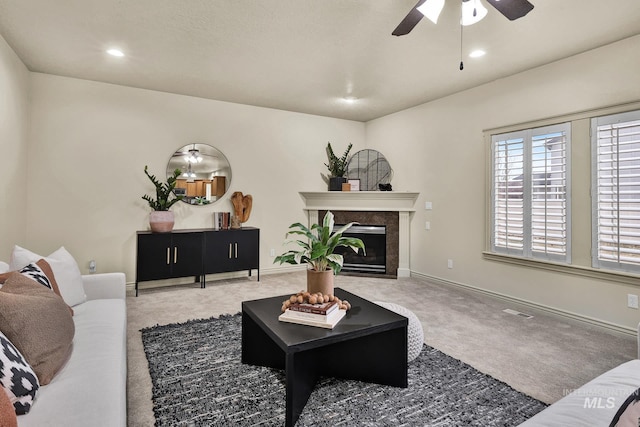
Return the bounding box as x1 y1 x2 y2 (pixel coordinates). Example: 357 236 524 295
485 0 534 21
392 0 427 36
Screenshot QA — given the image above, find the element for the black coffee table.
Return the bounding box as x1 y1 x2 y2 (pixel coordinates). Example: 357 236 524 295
241 288 408 427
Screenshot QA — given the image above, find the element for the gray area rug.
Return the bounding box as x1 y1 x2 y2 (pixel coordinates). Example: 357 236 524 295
141 314 547 426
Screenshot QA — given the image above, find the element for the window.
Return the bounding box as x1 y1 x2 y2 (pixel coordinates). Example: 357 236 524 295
592 110 640 273
491 123 571 262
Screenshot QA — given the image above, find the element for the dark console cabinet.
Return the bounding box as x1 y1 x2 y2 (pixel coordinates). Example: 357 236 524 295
204 228 260 276
136 227 259 296
136 232 203 282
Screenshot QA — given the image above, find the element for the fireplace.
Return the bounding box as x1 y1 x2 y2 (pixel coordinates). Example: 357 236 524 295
335 224 386 274
322 210 399 278
299 191 419 277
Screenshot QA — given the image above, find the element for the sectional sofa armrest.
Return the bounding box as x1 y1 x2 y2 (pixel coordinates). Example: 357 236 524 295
82 272 126 301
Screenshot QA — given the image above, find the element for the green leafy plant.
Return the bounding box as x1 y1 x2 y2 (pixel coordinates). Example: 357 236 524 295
324 142 353 178
142 165 184 211
274 211 365 274
194 197 210 205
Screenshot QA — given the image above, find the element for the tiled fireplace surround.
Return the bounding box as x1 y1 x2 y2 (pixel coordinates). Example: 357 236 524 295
299 192 419 278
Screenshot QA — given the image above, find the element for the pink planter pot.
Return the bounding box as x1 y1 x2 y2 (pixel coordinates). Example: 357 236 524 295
149 211 175 233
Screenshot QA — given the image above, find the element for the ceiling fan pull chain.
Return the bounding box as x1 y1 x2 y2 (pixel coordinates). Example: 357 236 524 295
459 22 464 71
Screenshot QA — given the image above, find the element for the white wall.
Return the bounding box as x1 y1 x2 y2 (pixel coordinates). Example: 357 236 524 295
5 30 639 330
365 35 640 330
0 34 29 261
26 74 365 280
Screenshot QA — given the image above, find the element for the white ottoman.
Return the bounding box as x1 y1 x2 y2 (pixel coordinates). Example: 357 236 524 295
375 301 424 362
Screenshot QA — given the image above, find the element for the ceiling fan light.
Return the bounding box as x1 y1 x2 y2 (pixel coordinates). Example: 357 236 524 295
461 0 488 26
417 0 445 24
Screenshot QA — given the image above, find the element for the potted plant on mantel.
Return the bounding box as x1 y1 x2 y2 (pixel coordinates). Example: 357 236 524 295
274 211 365 295
324 142 352 191
142 165 183 233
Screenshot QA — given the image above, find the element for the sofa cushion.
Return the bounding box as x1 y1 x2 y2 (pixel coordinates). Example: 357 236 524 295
0 262 8 274
9 246 86 307
0 384 18 427
0 273 75 385
0 330 39 415
16 298 127 427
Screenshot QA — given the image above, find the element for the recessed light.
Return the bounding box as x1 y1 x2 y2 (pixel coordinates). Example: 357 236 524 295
107 48 125 57
343 96 358 104
469 49 486 58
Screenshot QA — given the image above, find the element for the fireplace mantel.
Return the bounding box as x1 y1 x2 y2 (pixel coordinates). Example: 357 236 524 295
299 191 419 211
299 191 419 278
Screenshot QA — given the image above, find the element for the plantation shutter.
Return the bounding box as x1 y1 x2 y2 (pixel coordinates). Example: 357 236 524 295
592 111 640 272
530 126 570 260
492 133 525 255
492 123 570 262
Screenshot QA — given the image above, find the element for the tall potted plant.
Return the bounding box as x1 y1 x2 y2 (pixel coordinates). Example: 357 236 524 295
142 165 183 233
274 211 365 295
324 142 352 191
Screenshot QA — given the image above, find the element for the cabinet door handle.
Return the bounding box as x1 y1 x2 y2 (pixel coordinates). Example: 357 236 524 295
166 247 170 265
228 243 232 259
174 247 178 264
235 243 238 258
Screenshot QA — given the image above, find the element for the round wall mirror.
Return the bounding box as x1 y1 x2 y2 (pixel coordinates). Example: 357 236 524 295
166 143 232 205
346 149 393 191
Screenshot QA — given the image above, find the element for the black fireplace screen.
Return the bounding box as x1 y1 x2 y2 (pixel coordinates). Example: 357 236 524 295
334 224 386 274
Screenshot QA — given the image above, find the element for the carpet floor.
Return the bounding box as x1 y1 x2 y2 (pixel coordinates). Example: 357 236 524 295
142 314 547 426
127 272 637 426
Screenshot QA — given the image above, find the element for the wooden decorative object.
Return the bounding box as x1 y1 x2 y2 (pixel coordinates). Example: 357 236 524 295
231 191 253 223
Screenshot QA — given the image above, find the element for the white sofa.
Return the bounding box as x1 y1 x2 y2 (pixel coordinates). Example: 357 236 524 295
519 323 640 426
15 272 127 427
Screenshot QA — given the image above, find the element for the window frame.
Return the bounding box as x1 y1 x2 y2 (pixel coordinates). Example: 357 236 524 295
483 101 640 287
490 122 572 264
591 109 640 274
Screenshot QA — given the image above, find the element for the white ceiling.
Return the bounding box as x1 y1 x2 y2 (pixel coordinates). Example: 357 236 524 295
0 0 639 122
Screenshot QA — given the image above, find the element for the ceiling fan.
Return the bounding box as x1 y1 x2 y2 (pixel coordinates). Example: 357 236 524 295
392 0 534 36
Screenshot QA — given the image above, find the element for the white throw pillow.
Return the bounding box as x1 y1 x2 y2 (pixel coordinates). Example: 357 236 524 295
9 246 86 306
0 262 8 273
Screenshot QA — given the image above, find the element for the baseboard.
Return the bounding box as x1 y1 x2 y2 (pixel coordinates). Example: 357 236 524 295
411 271 637 337
397 267 411 278
126 265 306 294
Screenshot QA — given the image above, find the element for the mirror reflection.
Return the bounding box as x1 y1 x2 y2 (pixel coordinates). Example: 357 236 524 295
166 143 232 205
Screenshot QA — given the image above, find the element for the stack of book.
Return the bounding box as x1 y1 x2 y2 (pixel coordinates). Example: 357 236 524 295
278 300 345 329
212 212 230 230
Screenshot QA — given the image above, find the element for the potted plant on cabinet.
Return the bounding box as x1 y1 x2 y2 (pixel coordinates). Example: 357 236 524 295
324 142 352 191
142 165 183 233
274 211 365 295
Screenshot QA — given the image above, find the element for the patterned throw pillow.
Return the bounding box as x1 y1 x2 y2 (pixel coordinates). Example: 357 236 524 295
15 263 53 290
0 261 53 289
610 388 640 427
0 330 39 415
